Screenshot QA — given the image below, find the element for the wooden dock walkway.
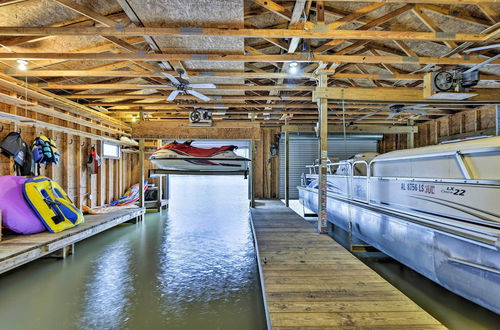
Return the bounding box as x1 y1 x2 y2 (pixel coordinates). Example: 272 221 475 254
251 200 445 329
0 208 145 275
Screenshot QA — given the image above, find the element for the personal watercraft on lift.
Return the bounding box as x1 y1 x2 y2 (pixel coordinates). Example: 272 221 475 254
149 141 250 172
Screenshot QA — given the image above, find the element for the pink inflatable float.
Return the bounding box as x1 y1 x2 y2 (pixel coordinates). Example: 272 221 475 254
0 176 46 234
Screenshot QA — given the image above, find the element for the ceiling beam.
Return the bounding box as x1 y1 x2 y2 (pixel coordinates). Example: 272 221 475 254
4 53 499 66
21 69 497 82
311 0 500 3
314 87 500 103
0 27 489 42
132 120 261 140
252 0 292 20
285 124 417 134
64 94 314 101
40 83 316 91
7 69 317 79
0 0 26 6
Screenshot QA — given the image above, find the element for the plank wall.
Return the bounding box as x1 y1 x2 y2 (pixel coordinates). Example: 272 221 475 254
379 105 497 153
0 100 139 209
254 127 280 199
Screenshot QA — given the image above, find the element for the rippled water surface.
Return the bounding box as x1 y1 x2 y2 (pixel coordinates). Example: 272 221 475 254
0 176 266 330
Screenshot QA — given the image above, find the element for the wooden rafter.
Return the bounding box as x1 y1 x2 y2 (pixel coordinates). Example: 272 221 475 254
10 69 500 82
0 27 490 42
3 53 499 66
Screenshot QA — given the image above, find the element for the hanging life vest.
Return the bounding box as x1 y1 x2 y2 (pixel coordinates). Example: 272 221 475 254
87 146 101 174
1 132 35 176
32 135 60 175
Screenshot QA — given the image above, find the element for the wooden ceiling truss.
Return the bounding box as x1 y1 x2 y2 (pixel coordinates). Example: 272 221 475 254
0 0 498 127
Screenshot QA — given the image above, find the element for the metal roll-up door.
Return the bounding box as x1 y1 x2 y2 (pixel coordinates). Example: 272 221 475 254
279 133 382 199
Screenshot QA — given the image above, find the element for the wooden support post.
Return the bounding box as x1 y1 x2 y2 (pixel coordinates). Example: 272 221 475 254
284 119 290 207
75 135 82 208
48 244 74 259
157 175 162 212
317 73 328 233
407 119 415 149
138 138 145 209
164 175 169 201
496 105 500 136
250 139 256 208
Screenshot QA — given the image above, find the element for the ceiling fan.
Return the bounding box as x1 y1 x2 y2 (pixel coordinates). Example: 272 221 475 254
346 104 428 126
139 69 217 102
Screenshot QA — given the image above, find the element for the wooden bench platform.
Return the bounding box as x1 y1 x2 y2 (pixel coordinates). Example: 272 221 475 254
0 208 145 275
251 200 445 329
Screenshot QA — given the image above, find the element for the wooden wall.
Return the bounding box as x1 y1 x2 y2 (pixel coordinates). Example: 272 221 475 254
0 100 139 209
379 105 497 153
254 127 280 199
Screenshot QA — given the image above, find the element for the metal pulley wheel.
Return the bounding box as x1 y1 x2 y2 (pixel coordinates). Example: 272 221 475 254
189 110 201 123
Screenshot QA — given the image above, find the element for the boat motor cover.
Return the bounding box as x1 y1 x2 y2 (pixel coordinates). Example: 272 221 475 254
23 176 84 233
159 142 237 157
0 176 46 234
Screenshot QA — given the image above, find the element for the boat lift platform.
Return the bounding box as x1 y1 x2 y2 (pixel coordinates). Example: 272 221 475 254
250 200 445 329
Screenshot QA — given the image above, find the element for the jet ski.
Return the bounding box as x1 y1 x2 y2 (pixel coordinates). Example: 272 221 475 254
149 141 250 172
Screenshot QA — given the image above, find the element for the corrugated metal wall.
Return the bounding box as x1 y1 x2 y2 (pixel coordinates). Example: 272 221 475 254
279 133 381 199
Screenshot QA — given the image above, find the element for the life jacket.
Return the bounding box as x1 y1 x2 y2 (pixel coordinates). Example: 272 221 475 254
87 146 101 174
1 132 35 176
32 135 60 175
23 176 84 233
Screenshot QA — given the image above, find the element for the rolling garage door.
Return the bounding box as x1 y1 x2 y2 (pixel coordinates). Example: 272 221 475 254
279 133 382 199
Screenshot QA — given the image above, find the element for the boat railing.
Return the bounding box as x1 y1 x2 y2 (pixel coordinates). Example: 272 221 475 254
351 160 370 203
368 146 500 180
306 159 344 175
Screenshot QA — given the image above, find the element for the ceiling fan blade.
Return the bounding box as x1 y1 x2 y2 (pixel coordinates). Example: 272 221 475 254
188 83 217 89
166 90 181 102
162 72 181 85
187 89 211 101
405 109 427 115
349 109 382 126
387 112 398 120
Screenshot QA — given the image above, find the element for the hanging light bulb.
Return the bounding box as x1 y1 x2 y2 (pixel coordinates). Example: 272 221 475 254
288 62 299 74
17 60 28 71
131 114 138 123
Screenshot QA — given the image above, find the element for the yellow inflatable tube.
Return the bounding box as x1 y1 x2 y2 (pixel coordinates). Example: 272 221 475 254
23 176 84 233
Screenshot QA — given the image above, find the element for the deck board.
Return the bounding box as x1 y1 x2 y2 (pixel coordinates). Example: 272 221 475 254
0 208 144 274
251 200 445 329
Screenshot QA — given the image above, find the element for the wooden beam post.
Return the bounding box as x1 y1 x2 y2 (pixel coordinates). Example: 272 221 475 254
317 73 328 233
496 105 500 136
138 138 145 209
250 140 256 208
407 119 415 149
284 118 290 207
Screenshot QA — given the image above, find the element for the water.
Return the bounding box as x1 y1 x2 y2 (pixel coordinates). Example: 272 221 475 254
0 175 266 330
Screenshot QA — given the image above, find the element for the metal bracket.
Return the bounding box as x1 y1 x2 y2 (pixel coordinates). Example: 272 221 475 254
454 151 473 179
